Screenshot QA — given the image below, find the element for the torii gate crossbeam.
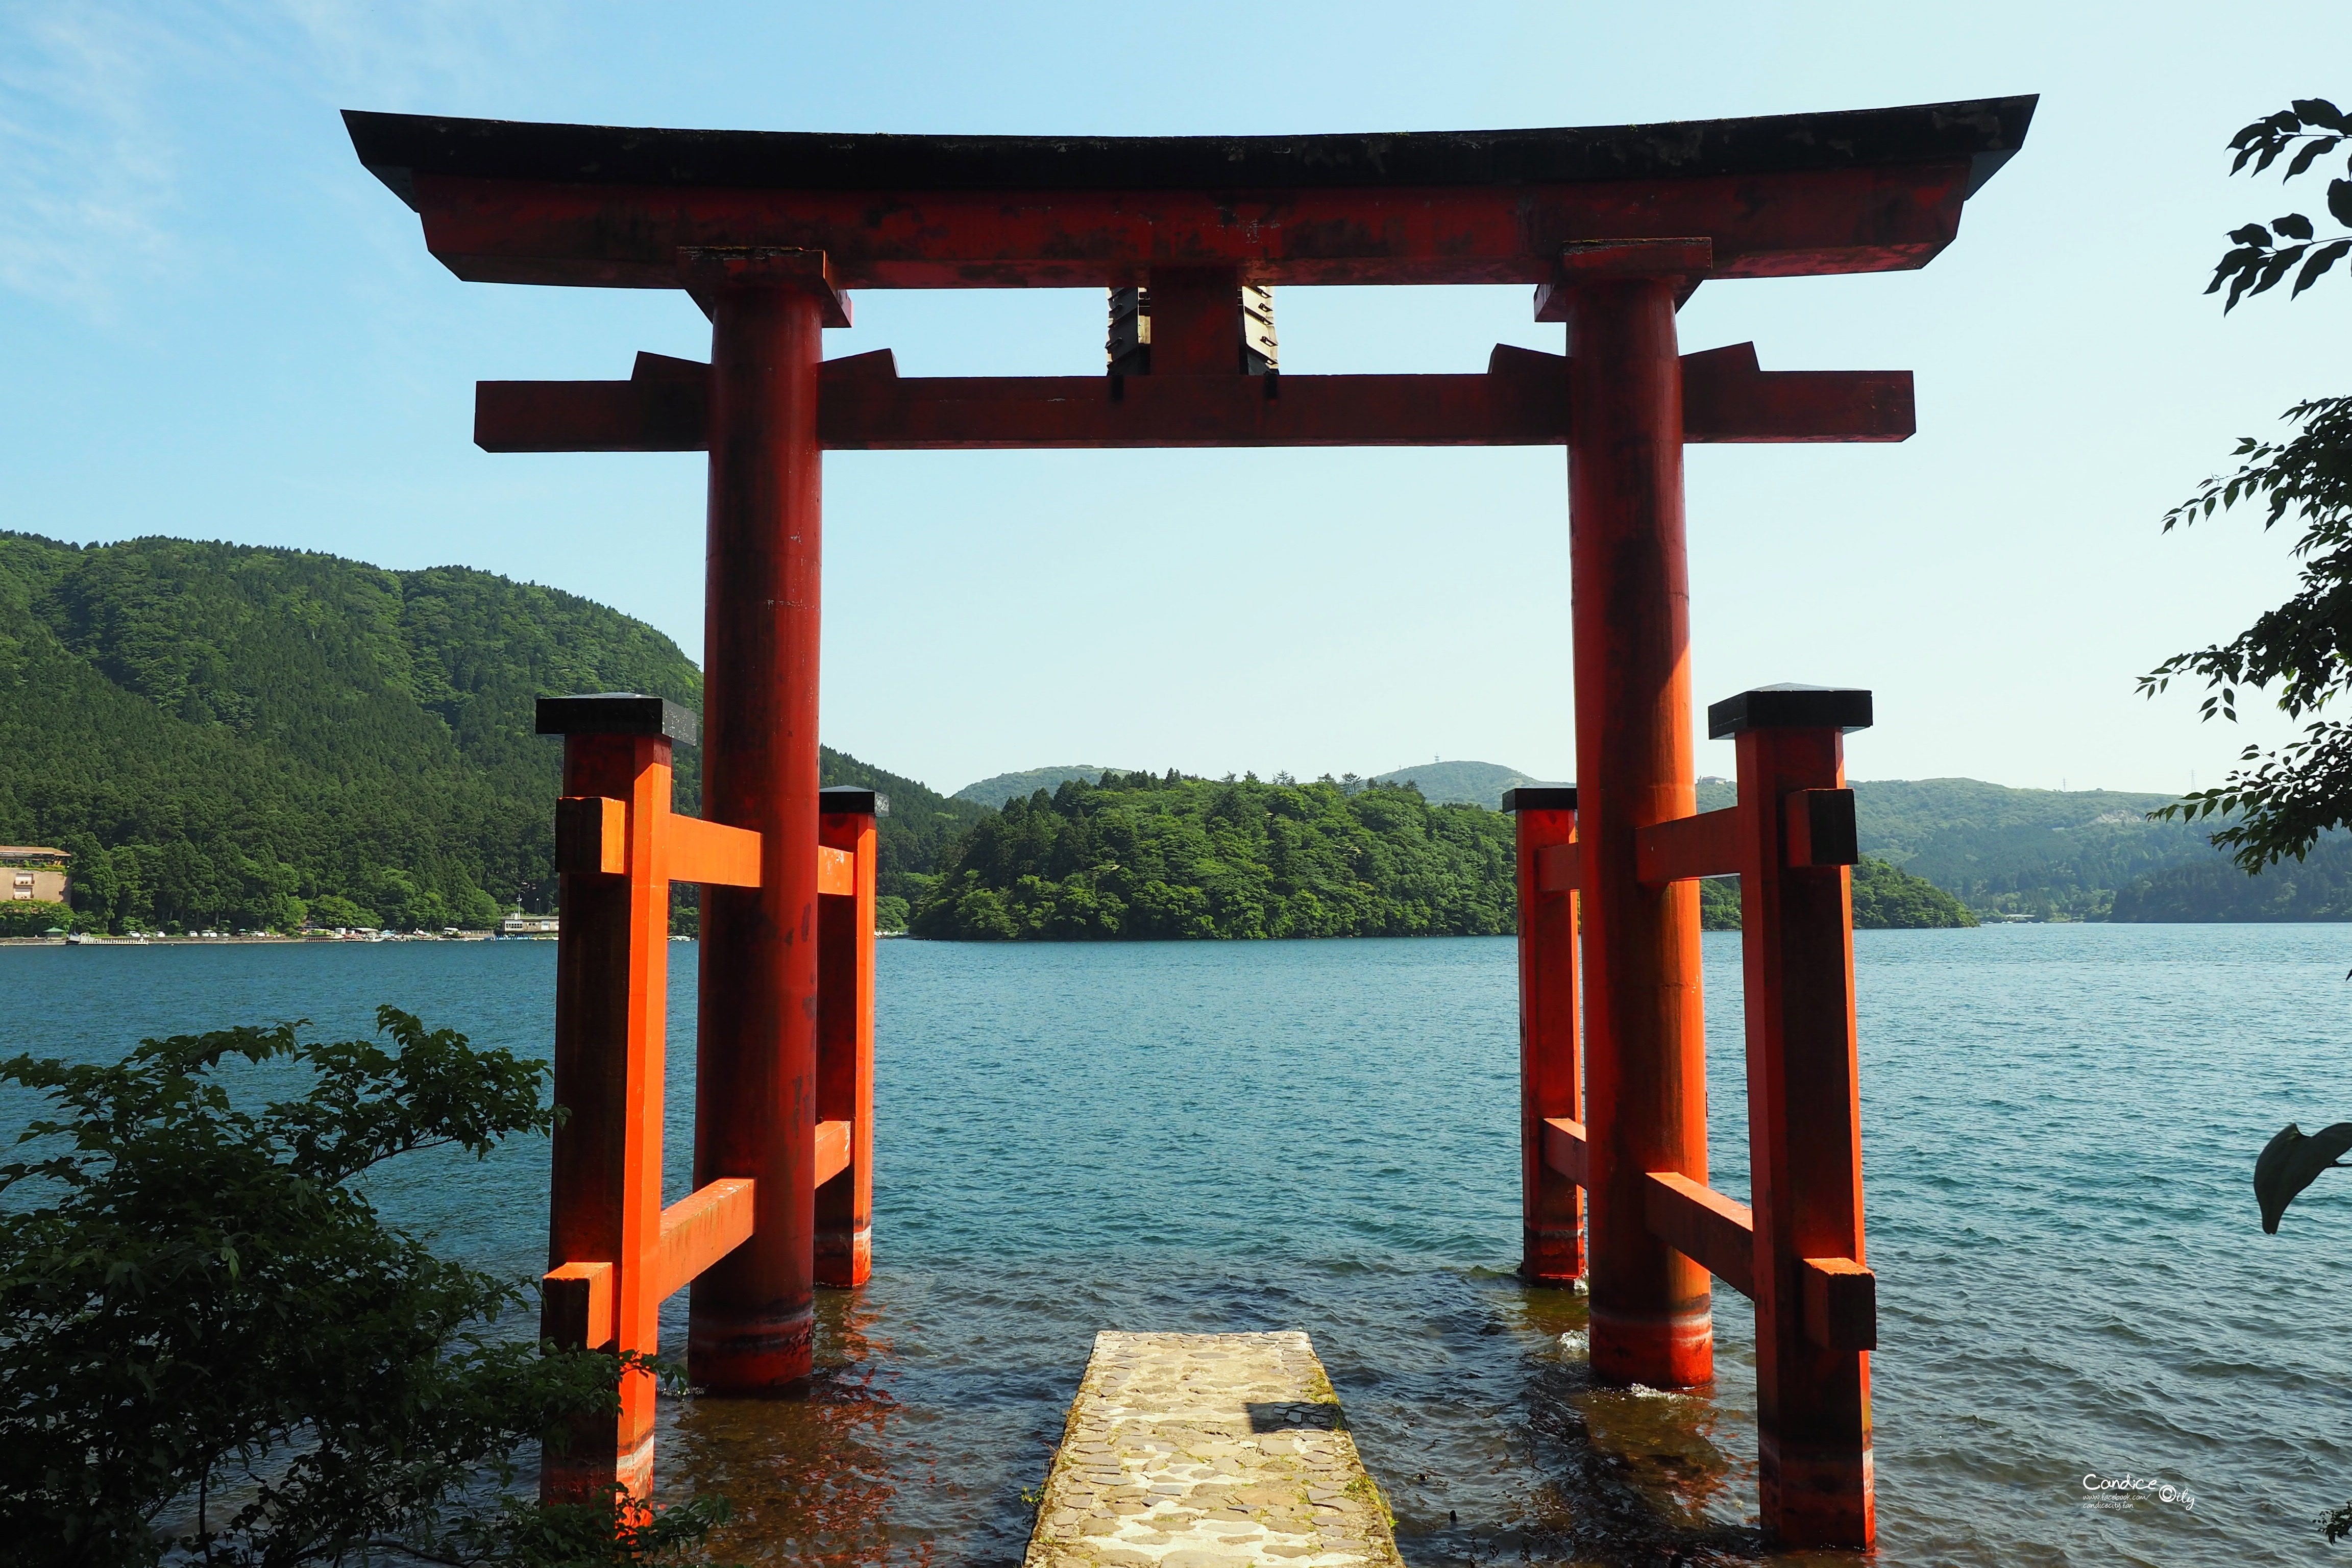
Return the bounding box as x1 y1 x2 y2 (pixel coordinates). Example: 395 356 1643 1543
346 95 2035 1551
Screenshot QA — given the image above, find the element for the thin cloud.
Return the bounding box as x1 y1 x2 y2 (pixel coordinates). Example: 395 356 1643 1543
0 5 187 318
0 1 543 323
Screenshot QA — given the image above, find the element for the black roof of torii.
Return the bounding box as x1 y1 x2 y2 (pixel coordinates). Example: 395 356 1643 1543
347 95 2036 210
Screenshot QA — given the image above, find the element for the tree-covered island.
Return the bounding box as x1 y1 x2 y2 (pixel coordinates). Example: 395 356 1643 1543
909 771 1974 940
913 773 1516 939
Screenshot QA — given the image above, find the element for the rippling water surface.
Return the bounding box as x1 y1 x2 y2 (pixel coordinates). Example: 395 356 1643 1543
8 924 2352 1565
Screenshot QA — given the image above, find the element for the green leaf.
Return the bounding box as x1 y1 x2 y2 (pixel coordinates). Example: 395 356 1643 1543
2330 179 2352 227
2293 98 2348 132
2274 211 2316 240
2292 238 2351 297
2288 138 2341 179
2252 246 2309 298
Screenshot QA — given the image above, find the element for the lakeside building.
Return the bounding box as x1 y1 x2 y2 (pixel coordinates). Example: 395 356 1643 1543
500 912 560 937
0 846 68 904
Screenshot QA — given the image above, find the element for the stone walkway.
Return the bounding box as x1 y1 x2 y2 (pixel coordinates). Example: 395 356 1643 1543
1023 1330 1403 1568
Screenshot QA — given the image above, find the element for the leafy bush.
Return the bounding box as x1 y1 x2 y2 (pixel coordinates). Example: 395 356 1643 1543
2143 100 2352 873
0 1008 720 1565
0 900 77 938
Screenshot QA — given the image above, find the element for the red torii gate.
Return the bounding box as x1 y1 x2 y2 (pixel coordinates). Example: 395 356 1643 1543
346 94 2032 1550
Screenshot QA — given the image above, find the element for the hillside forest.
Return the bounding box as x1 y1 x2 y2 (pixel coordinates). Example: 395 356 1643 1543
1 530 2326 940
910 771 1969 940
0 533 984 935
914 773 1516 939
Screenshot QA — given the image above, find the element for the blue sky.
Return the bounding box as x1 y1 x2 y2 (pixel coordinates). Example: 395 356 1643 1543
4 1 2348 798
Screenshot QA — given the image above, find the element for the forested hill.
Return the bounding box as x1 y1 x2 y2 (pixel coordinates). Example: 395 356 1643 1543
0 533 982 933
1367 760 1542 806
914 773 1517 939
912 771 1977 941
953 764 1130 809
2109 833 2352 921
1694 775 2226 921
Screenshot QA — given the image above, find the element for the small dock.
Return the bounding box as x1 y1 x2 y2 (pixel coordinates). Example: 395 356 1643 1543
1024 1331 1402 1568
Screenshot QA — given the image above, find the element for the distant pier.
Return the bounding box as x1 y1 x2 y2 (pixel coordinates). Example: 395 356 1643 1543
1025 1331 1401 1568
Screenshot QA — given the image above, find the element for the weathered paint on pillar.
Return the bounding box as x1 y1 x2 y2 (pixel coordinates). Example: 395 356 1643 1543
815 788 879 1287
1564 271 1713 1388
691 273 827 1393
1507 786 1583 1283
544 728 671 1498
1721 687 1875 1548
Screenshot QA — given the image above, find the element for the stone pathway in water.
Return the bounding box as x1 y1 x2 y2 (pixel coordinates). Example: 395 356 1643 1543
1023 1330 1403 1568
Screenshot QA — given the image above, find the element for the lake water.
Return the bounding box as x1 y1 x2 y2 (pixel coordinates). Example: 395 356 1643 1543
6 925 2352 1566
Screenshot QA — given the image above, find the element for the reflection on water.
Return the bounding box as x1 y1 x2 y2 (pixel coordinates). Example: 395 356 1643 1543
1515 1298 1757 1568
8 926 2352 1564
660 1265 1770 1568
668 1291 909 1564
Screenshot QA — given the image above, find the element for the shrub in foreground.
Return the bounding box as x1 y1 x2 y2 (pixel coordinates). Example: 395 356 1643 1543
0 1008 724 1566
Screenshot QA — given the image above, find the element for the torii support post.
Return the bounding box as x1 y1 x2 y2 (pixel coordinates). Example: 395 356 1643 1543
535 693 872 1496
536 692 764 1500
1561 241 1714 1390
815 785 883 1287
1611 681 1879 1549
542 706 673 1500
1714 684 1876 1547
688 248 851 1394
1505 786 1583 1283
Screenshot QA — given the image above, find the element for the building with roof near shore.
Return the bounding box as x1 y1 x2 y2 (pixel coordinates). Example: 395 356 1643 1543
0 847 69 905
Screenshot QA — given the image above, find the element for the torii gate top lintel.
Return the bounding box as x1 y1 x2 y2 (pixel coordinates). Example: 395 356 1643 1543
342 94 2035 291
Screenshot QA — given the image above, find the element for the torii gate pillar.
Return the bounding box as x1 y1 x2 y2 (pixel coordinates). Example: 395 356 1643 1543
688 250 847 1393
1560 247 1714 1388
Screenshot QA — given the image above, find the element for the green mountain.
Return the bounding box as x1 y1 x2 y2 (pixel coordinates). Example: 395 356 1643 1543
1373 771 2228 919
953 765 1135 808
1844 779 2215 920
818 754 991 923
4 533 2295 937
913 773 1515 939
1369 760 1546 807
961 758 1549 811
2109 834 2352 921
954 761 2291 925
0 533 982 934
1694 775 2222 921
